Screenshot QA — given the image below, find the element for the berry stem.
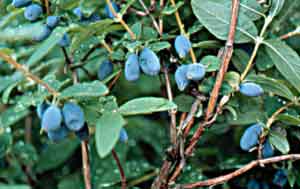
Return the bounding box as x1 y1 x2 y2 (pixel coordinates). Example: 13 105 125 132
280 28 300 40
0 51 59 97
169 0 197 63
44 0 50 15
105 0 136 40
112 149 127 189
138 0 161 35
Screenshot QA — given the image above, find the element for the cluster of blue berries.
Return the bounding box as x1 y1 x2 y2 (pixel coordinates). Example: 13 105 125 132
272 169 288 187
37 102 88 142
239 123 274 158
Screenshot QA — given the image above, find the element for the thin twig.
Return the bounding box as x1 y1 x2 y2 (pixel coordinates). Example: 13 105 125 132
0 52 59 96
112 149 127 189
205 0 240 121
44 0 50 15
159 0 164 34
105 0 136 40
182 154 300 188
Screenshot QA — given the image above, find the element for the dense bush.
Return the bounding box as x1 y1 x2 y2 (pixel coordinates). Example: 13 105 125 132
0 0 300 189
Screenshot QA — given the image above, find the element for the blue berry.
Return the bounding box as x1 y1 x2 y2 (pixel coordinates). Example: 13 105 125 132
125 53 140 81
175 65 189 91
62 103 85 131
174 35 192 58
47 125 69 142
87 13 101 22
73 7 83 19
58 33 70 47
36 102 50 119
119 128 128 143
240 123 263 151
247 179 260 189
98 60 114 81
41 105 63 131
186 63 206 81
24 4 43 21
273 170 288 187
75 123 89 141
33 26 52 41
139 48 161 76
262 139 274 158
239 82 264 97
105 1 119 19
12 0 32 8
46 16 60 29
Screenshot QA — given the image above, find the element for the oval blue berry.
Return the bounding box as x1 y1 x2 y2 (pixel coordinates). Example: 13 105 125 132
73 7 83 19
46 16 60 29
239 82 264 97
175 65 189 91
273 170 287 187
247 179 260 189
119 128 128 143
24 4 43 21
41 105 62 131
125 53 140 81
87 13 101 22
174 35 192 58
58 33 70 47
33 26 51 41
105 1 119 19
139 48 161 76
186 63 206 81
62 103 85 131
47 125 69 142
262 139 274 158
12 0 32 8
240 123 263 151
98 60 113 81
36 102 50 119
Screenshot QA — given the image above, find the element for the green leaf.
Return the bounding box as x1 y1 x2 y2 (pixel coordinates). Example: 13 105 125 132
191 0 258 43
0 133 12 158
269 132 290 154
264 40 300 93
59 81 109 99
36 138 80 173
246 75 295 100
269 0 285 17
162 1 184 15
201 55 221 72
0 105 30 128
276 114 300 126
119 97 177 116
148 41 171 52
0 185 30 189
231 49 249 72
26 27 67 67
96 111 125 158
174 95 196 113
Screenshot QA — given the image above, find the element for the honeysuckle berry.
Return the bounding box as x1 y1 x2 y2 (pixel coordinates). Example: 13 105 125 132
98 60 113 81
73 7 83 19
175 65 189 91
174 35 192 58
24 4 43 21
262 139 274 158
239 82 264 97
46 16 60 29
62 103 85 131
273 170 288 187
139 48 161 76
125 53 140 82
240 123 263 151
247 179 260 189
87 13 101 22
33 26 52 41
105 1 119 19
186 63 206 81
58 33 70 47
119 128 128 143
47 125 69 142
12 0 32 8
41 105 63 131
36 102 50 119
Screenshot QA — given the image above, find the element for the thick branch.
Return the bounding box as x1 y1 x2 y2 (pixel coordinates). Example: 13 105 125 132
182 154 300 188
